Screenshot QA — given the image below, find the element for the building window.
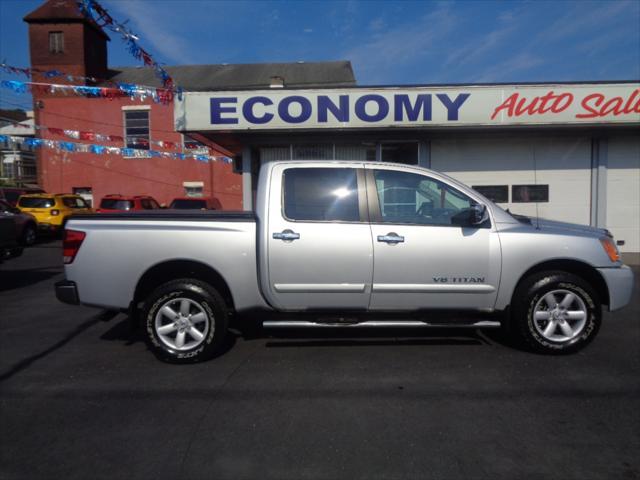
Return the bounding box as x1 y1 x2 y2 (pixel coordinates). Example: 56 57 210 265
124 110 150 150
183 181 204 197
49 31 64 54
259 146 291 162
335 143 377 161
473 185 508 203
512 185 549 203
72 187 93 207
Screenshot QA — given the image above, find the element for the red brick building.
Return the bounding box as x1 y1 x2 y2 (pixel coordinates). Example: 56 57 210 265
23 0 355 208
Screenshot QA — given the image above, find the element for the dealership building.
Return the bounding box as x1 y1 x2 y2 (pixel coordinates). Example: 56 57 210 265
175 83 640 254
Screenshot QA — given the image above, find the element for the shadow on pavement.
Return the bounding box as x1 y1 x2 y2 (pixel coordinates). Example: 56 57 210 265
0 267 61 292
0 310 119 383
100 317 143 345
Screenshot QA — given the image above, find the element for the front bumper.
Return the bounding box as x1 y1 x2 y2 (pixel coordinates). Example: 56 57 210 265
597 265 635 311
55 280 80 305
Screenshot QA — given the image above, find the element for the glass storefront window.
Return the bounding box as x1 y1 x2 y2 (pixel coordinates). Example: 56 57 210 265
335 143 376 161
293 144 333 160
381 142 419 165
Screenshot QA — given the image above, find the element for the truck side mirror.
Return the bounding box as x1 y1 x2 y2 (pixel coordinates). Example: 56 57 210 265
451 204 488 227
471 204 489 225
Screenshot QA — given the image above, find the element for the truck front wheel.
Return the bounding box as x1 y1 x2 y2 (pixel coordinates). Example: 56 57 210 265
512 271 601 354
142 279 229 363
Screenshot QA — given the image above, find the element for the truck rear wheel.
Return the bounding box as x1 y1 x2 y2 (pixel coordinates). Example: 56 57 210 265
512 271 601 354
142 279 229 363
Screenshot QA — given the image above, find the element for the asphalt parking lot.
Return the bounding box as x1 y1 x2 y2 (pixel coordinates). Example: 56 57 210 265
1 241 639 480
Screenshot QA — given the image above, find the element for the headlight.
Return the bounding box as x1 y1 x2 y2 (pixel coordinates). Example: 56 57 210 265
600 236 620 262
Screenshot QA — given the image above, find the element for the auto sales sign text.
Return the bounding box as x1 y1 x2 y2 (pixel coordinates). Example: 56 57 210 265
176 84 640 131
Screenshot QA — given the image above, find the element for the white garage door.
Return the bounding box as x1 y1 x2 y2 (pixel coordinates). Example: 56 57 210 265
431 135 592 226
607 136 640 253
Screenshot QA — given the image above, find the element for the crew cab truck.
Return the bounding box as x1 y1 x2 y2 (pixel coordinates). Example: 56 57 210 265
55 161 634 363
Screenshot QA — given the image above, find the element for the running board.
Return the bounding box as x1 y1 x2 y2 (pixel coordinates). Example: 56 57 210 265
262 320 501 329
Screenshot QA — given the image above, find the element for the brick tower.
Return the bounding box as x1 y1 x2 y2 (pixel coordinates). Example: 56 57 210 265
24 0 109 85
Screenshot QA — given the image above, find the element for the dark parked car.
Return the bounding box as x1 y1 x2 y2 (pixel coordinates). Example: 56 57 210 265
0 216 22 262
0 186 45 207
0 199 37 245
169 197 221 210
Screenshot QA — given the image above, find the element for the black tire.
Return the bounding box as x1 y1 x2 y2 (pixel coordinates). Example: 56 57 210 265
511 271 601 354
20 223 37 246
142 279 229 363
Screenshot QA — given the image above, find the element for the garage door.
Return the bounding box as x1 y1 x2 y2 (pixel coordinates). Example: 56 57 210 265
607 136 640 253
431 135 592 226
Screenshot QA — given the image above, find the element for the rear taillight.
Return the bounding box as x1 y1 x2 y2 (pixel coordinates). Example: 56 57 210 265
63 229 86 264
51 209 60 216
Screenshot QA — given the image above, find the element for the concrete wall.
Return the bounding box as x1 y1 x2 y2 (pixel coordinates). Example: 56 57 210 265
431 135 592 225
607 135 640 253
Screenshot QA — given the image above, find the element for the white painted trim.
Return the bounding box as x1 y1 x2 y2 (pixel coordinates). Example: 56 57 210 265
121 105 151 111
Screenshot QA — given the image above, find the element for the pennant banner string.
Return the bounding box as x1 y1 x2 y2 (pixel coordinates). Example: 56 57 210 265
0 134 232 164
76 0 177 92
5 120 204 151
0 62 182 99
0 79 175 105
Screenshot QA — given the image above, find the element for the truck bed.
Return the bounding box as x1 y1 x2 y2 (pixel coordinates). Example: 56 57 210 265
64 210 265 312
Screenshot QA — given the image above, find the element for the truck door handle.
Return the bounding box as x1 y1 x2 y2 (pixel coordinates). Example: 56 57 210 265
377 232 404 244
273 230 300 241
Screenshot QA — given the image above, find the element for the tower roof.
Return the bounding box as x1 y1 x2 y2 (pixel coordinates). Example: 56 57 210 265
24 0 109 40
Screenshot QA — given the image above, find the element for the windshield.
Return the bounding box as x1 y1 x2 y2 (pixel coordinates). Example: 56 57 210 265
170 199 207 209
18 197 55 208
100 199 134 210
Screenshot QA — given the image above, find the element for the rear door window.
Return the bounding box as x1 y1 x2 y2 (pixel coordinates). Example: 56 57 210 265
18 197 55 208
283 168 360 222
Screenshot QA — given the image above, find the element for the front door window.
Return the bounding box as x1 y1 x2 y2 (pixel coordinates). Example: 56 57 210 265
373 169 474 225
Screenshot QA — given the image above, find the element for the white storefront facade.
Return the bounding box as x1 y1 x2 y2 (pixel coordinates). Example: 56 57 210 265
176 82 640 253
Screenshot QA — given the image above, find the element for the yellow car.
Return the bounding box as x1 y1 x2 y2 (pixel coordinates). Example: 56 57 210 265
17 193 92 233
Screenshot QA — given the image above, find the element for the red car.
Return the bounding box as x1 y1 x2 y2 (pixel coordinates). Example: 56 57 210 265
96 194 161 212
169 197 221 210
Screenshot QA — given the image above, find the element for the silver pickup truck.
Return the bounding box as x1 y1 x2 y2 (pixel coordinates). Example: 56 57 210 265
56 161 634 362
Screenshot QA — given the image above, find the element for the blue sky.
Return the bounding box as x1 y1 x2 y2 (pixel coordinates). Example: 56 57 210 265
1 0 639 110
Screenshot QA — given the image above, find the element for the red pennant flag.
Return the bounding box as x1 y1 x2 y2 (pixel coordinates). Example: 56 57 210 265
47 127 64 136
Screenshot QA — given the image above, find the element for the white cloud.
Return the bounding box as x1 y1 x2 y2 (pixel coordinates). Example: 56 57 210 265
343 4 458 84
474 53 544 82
444 22 517 68
106 0 197 64
534 0 635 43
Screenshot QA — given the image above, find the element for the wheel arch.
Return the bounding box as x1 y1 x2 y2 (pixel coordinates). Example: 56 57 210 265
133 259 235 312
512 259 610 307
